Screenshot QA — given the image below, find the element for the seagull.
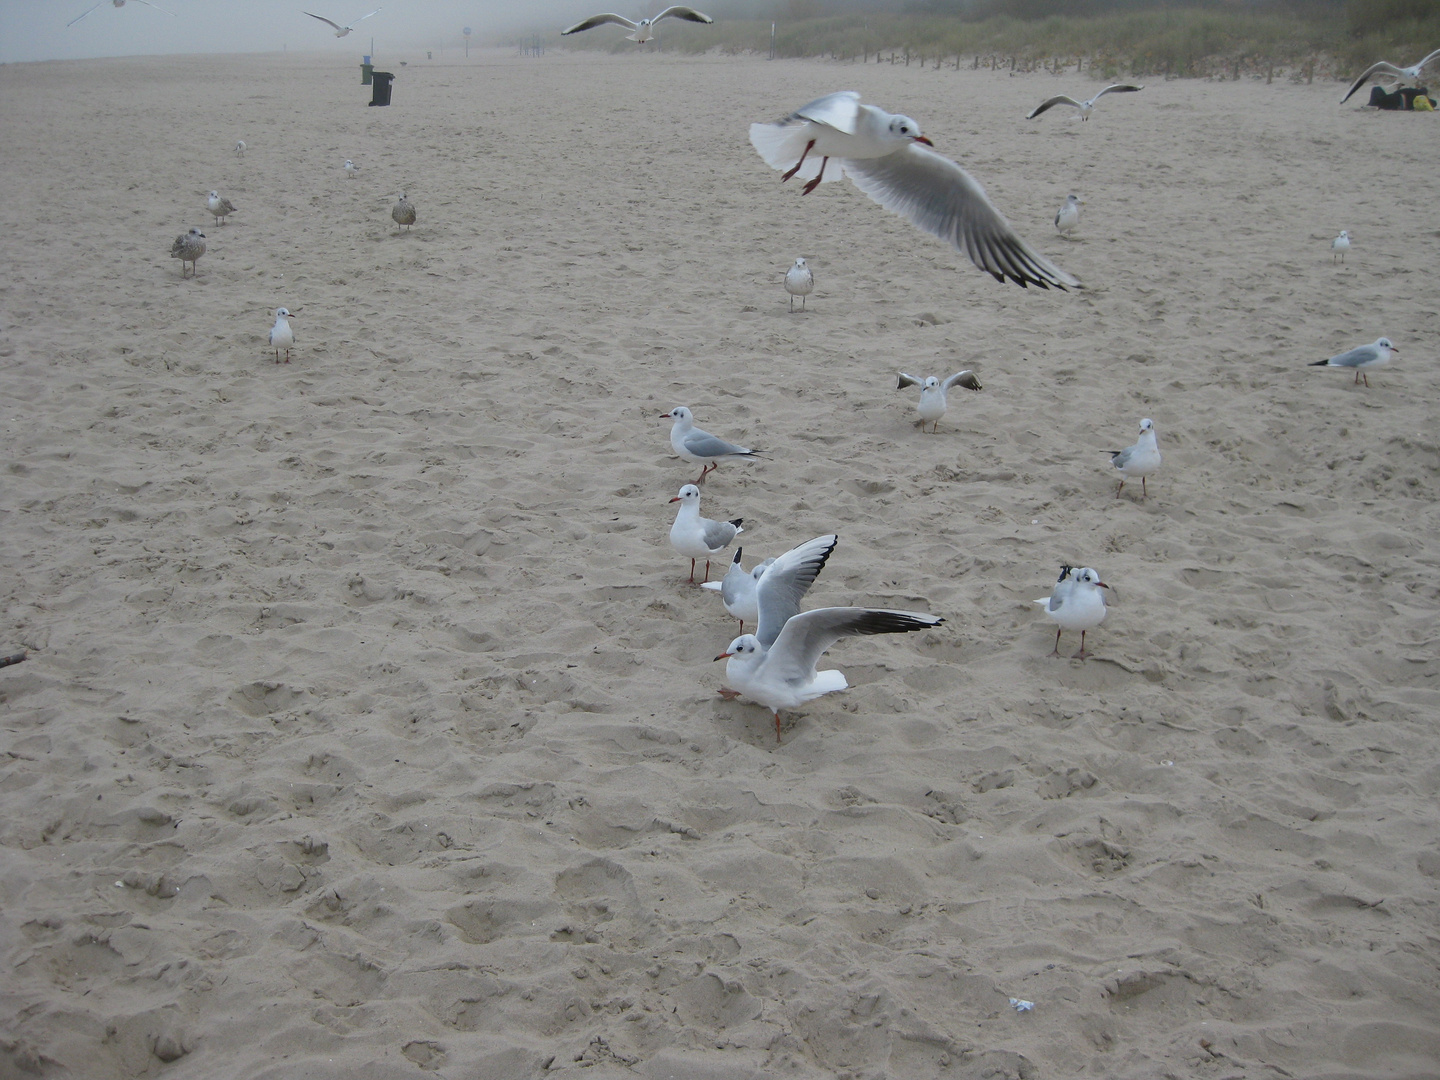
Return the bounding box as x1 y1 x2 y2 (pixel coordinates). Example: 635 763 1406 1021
303 8 382 37
68 0 175 28
701 549 777 632
391 193 416 232
1104 418 1161 499
750 92 1078 290
206 191 238 226
784 257 814 312
661 406 763 485
561 6 713 43
669 485 742 584
1331 230 1350 263
169 227 206 277
268 307 296 364
1055 194 1082 239
896 370 982 433
344 159 360 179
1035 566 1109 659
1028 84 1144 121
1310 337 1396 387
234 140 247 157
1340 49 1440 103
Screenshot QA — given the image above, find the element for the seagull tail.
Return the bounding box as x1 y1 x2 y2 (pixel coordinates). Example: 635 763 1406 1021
1309 359 1331 367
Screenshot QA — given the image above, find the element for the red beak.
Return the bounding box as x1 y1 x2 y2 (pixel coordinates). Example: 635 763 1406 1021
669 496 681 503
713 651 732 661
660 412 673 418
914 135 934 146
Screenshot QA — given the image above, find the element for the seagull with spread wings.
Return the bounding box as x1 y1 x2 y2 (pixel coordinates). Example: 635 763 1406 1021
1028 83 1144 121
1340 49 1440 103
303 8 382 37
561 6 712 43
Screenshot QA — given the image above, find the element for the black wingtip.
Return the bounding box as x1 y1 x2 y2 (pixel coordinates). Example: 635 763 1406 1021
728 518 743 528
1309 359 1330 367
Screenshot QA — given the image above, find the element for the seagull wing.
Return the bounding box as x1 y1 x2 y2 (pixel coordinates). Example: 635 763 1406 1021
700 517 741 550
793 90 863 134
653 6 713 25
681 430 752 460
942 370 981 392
1340 60 1409 101
754 535 838 648
67 1 106 27
1094 83 1144 102
131 0 178 14
896 372 925 390
304 11 344 30
1027 95 1081 119
1324 344 1380 369
354 7 382 23
764 607 943 684
562 13 639 34
842 143 1080 289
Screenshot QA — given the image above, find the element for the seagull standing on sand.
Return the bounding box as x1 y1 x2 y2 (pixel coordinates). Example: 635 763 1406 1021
206 191 238 226
1055 194 1082 238
668 485 742 585
1331 230 1350 263
1104 418 1161 499
701 549 777 632
750 92 1078 290
344 159 360 179
268 307 295 364
714 534 941 742
1027 84 1144 121
303 8 382 37
561 6 713 43
1340 49 1440 102
68 0 175 28
1310 337 1396 387
896 370 982 433
169 227 206 277
662 406 763 485
1035 566 1110 659
784 257 814 311
234 140 247 157
391 193 416 232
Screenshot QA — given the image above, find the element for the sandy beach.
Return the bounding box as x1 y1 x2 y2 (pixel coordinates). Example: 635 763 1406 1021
1 46 1438 1080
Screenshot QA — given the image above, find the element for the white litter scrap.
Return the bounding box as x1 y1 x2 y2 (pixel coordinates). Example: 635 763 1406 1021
1009 998 1035 1012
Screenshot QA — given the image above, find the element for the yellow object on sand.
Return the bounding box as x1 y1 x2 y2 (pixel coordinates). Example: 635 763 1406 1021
1415 94 1435 111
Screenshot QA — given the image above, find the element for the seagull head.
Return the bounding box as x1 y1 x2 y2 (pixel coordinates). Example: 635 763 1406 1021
714 634 761 662
793 257 807 268
1138 418 1154 434
887 114 933 146
190 228 205 238
208 190 219 199
275 307 291 318
670 484 701 505
1376 337 1395 351
1076 568 1110 591
661 406 691 423
923 377 940 390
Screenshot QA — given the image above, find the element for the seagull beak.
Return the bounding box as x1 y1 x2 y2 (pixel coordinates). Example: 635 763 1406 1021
913 135 934 146
669 496 681 503
1096 581 1110 590
660 412 673 418
713 651 732 661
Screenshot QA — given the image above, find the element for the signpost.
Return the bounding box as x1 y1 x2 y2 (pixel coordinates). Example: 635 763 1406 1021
463 26 471 58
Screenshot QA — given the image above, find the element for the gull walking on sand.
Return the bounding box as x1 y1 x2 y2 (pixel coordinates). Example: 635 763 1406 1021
669 485 742 584
561 6 713 42
344 159 360 179
303 8 381 37
1055 194 1082 238
784 257 814 311
68 0 175 28
702 549 777 632
662 406 763 484
1340 49 1440 102
1310 337 1396 387
268 308 295 364
750 92 1078 290
1331 230 1350 263
169 227 206 277
1035 566 1109 659
1027 84 1144 121
234 140 247 157
206 191 238 226
897 369 982 433
1104 418 1161 499
391 193 416 232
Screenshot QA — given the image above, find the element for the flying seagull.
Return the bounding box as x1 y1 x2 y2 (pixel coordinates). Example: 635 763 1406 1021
1340 49 1440 103
304 8 382 37
68 0 175 28
561 6 713 43
1028 84 1144 121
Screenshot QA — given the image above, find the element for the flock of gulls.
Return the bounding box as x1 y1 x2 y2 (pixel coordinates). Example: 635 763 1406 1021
137 5 1423 742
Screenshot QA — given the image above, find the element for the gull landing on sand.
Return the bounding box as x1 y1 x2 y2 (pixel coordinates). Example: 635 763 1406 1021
561 6 713 42
784 258 814 312
897 370 981 433
701 548 777 633
1028 84 1144 121
710 533 835 650
303 8 382 37
1340 49 1440 103
662 406 763 485
206 191 238 226
1310 337 1396 387
1035 566 1109 659
750 92 1078 290
669 485 741 585
1104 418 1161 499
268 308 295 364
68 0 175 28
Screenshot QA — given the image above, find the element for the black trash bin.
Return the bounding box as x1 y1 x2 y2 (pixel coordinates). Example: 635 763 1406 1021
370 71 394 107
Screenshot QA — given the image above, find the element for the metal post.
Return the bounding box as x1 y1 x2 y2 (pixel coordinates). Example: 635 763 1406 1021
770 23 775 61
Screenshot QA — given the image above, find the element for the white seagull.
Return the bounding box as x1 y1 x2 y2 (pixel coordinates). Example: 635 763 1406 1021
701 549 777 633
1340 49 1440 103
206 191 238 226
750 92 1078 290
1035 566 1109 659
561 6 713 42
896 370 982 434
169 227 206 277
669 485 742 585
1330 230 1350 263
68 0 176 28
1055 194 1082 238
303 8 382 37
268 307 296 364
234 140 247 157
661 406 763 485
715 548 942 742
344 159 360 179
1028 84 1144 122
784 257 814 312
1310 337 1396 387
707 533 836 646
1104 418 1161 499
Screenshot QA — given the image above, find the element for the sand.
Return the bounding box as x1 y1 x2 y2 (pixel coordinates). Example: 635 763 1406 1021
1 47 1438 1080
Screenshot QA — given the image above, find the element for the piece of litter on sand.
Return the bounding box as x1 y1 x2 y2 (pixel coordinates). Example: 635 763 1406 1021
1009 998 1034 1012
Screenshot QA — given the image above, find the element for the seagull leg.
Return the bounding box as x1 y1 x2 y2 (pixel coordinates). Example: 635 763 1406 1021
1140 477 1147 498
1072 631 1090 660
695 462 716 485
774 712 782 744
1115 479 1125 498
801 158 829 195
716 687 740 700
1049 628 1063 657
701 559 712 584
688 559 697 584
780 140 815 183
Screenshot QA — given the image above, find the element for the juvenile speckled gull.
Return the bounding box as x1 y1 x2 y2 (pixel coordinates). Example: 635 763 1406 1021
662 406 763 485
269 308 295 365
561 6 713 42
68 0 176 28
304 8 382 37
750 92 1078 290
1340 49 1440 103
392 193 416 232
701 549 777 632
896 370 982 434
1055 194 1082 238
1035 566 1109 659
668 485 742 585
1104 418 1161 499
784 258 814 312
169 227 206 277
206 191 238 226
1310 337 1396 387
1331 230 1350 263
1027 84 1144 121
